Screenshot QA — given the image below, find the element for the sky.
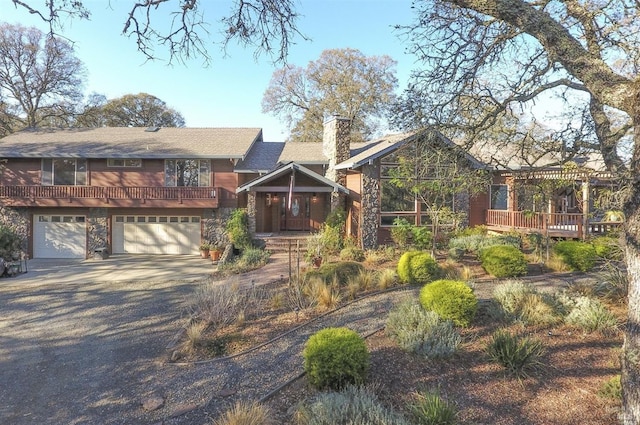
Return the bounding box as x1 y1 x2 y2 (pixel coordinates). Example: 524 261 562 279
2 0 419 143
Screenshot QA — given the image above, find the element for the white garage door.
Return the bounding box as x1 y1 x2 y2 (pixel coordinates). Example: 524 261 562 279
33 215 87 259
112 216 201 255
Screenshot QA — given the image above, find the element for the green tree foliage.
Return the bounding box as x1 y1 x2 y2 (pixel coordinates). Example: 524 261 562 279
0 22 85 133
262 48 398 142
98 93 185 127
225 209 252 250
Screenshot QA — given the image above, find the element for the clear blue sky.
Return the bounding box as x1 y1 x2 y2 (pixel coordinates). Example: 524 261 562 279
2 0 418 142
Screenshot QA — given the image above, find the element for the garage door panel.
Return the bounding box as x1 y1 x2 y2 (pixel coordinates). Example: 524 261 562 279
114 216 200 255
34 218 86 259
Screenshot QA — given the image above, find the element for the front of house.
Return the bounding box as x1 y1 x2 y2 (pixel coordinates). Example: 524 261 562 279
0 118 621 259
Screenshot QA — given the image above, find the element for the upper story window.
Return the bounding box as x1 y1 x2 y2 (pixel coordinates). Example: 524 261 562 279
164 159 211 187
41 159 87 185
107 159 142 167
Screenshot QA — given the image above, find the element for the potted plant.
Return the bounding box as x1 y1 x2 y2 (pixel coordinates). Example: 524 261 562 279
199 243 210 259
210 245 222 262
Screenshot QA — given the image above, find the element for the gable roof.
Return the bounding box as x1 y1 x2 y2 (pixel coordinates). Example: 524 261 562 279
335 129 487 170
0 127 263 159
277 141 377 165
236 162 349 194
235 141 285 173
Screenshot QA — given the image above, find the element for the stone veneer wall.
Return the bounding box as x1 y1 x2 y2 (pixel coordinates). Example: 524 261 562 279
360 163 380 250
246 192 257 234
87 208 108 255
202 207 234 248
0 207 29 254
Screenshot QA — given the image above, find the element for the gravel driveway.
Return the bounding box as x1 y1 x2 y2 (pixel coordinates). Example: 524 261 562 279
0 277 202 425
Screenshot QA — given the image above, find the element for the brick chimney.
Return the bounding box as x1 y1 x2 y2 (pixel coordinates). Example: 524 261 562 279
323 115 351 184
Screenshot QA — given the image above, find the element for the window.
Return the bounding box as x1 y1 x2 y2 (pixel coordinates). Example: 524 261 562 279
491 185 508 210
107 159 142 167
165 159 211 187
42 159 87 185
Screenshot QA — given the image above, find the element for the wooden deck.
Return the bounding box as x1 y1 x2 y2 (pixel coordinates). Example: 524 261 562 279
486 210 623 239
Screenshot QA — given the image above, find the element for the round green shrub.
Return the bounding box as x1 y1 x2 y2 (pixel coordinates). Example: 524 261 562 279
303 327 370 390
397 251 439 284
554 240 597 272
339 246 365 262
316 261 365 286
479 244 528 278
419 280 478 327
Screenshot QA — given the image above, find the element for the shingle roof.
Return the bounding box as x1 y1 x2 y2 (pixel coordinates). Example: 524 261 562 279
0 127 263 159
235 141 285 173
277 141 377 164
236 162 349 194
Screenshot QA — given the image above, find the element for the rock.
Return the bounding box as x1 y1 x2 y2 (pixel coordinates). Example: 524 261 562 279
142 395 164 412
169 403 199 418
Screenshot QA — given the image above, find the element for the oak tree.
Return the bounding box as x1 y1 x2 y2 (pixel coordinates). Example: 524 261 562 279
97 93 185 127
0 23 85 132
397 1 640 422
262 48 398 142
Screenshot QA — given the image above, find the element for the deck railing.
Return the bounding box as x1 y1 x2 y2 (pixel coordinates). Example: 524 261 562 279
486 209 623 238
0 185 221 202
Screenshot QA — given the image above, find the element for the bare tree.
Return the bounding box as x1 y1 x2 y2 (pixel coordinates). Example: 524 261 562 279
396 0 640 422
262 48 398 142
0 23 85 132
10 0 304 65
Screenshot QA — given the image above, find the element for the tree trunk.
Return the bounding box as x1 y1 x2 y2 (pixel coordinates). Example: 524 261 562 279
622 117 640 424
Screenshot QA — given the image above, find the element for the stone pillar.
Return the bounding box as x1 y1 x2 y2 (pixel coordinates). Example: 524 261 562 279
247 192 257 234
360 163 380 250
88 208 108 256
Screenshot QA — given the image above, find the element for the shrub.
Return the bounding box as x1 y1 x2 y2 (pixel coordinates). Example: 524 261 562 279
486 329 545 379
313 261 365 286
295 386 410 425
0 224 21 258
565 296 618 334
455 225 487 237
214 401 274 425
390 218 413 248
187 281 263 330
419 280 478 327
447 247 465 261
553 240 597 272
303 327 370 390
449 234 521 254
397 251 440 284
479 244 528 278
493 281 561 326
226 209 252 249
386 300 460 359
339 246 365 262
591 236 623 261
407 391 457 425
412 226 433 250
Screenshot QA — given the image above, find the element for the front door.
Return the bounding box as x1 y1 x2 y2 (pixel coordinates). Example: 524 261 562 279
287 195 304 230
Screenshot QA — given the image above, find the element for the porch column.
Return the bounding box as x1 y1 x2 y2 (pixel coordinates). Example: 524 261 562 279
360 163 380 250
247 191 257 234
582 179 590 240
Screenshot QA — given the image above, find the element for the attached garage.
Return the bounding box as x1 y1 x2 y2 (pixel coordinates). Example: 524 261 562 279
112 215 201 255
33 215 87 259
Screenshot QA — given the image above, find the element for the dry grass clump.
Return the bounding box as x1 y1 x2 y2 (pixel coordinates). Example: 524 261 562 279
214 401 274 425
377 268 398 290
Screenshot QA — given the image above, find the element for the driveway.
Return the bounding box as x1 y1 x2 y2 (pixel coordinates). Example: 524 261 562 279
0 255 214 424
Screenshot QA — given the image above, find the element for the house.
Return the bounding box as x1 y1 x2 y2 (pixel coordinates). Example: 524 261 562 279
0 118 621 259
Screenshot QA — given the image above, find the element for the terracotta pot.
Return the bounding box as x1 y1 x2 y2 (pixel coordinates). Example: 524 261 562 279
210 250 221 262
200 249 210 259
